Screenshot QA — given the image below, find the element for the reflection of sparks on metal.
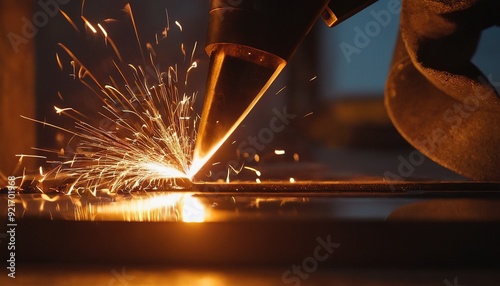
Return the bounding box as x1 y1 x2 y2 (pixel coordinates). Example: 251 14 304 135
181 194 206 222
4 189 315 223
72 193 206 222
21 4 201 194
250 197 308 208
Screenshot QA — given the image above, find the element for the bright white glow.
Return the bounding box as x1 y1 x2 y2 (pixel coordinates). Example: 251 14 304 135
91 193 206 222
181 195 206 223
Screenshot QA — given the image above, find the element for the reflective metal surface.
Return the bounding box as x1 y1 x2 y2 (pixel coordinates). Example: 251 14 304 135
1 182 499 268
5 182 500 222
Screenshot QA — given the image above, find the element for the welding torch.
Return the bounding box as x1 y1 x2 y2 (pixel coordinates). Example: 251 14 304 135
190 0 377 176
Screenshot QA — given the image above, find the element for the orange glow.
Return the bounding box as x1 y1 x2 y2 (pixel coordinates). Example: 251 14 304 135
142 163 190 180
21 4 198 193
81 16 97 33
244 166 261 177
89 193 207 222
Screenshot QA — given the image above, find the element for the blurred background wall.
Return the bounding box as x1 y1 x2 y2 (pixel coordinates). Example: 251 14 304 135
0 1 36 180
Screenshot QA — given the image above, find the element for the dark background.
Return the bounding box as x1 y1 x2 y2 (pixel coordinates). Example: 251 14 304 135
4 0 500 181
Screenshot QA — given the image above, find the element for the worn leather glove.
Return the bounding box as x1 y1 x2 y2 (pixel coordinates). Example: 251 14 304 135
385 0 500 180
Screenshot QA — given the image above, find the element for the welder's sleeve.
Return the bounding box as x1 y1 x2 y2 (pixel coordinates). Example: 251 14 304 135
385 0 500 180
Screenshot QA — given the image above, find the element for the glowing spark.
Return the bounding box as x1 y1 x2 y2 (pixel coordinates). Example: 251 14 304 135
15 154 47 160
142 163 189 179
25 42 198 193
97 23 123 61
185 61 197 85
309 75 317 81
21 115 78 136
57 91 64 101
293 153 300 162
190 42 197 64
254 154 260 162
289 177 296 183
69 60 76 79
97 23 107 38
123 3 145 62
59 9 79 32
275 86 286 96
180 43 186 60
54 105 88 121
55 53 63 70
224 163 245 183
244 166 261 177
19 4 207 194
256 178 261 183
163 9 170 39
175 21 182 31
58 43 103 90
303 112 313 118
54 106 73 114
274 150 285 155
146 43 156 57
81 0 86 16
81 16 97 33
39 166 45 176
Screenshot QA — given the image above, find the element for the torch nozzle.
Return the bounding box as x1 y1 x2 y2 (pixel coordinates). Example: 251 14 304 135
189 44 285 177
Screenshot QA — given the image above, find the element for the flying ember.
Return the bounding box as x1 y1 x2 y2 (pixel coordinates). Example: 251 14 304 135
21 3 201 194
